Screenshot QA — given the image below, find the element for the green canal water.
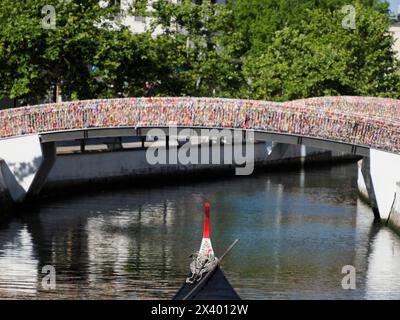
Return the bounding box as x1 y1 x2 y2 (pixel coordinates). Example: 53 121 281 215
1 162 400 299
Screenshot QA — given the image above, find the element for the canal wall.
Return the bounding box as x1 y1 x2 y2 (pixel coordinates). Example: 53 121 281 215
44 142 267 190
42 143 354 193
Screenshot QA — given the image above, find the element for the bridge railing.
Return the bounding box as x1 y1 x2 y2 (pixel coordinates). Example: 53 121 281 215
0 96 399 154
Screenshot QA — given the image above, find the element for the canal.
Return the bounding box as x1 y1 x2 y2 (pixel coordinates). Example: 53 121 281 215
0 162 400 299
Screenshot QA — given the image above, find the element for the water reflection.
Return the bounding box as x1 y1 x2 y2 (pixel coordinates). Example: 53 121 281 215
0 225 38 296
366 228 400 299
0 163 400 299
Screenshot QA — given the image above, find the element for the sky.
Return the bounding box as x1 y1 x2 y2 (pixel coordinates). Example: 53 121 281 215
390 0 399 13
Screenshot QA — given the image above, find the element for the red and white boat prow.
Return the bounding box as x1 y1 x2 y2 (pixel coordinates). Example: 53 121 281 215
173 202 241 300
198 202 215 259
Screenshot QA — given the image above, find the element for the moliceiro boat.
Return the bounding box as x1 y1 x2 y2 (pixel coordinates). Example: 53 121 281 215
173 203 241 300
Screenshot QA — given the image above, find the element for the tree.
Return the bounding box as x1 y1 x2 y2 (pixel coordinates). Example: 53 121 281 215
0 0 159 104
226 0 389 57
1 0 398 104
135 0 399 100
242 4 400 101
136 0 243 97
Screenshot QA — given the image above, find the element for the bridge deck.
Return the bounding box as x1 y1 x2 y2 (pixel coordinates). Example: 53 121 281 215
0 96 398 155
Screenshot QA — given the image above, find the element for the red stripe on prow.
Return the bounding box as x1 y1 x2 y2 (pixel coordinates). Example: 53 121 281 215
203 202 210 239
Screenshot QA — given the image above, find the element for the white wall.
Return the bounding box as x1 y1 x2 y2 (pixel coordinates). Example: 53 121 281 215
45 142 269 188
390 25 400 60
369 149 400 220
0 135 43 202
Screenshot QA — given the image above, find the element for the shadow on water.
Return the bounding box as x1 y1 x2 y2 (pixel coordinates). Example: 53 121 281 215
0 162 400 299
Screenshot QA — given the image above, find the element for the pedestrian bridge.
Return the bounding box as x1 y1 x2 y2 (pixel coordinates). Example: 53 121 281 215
0 96 400 221
0 96 399 154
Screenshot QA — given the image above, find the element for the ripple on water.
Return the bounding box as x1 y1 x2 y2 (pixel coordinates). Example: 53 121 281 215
1 163 400 299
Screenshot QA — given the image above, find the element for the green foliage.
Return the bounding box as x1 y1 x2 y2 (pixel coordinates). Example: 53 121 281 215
0 0 157 103
0 0 399 105
226 0 389 56
144 0 243 97
147 0 400 100
242 4 400 101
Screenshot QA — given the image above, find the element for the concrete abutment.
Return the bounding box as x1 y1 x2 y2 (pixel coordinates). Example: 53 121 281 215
0 135 55 203
358 150 400 229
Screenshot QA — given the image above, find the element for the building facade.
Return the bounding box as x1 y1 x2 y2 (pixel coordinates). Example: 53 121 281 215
390 22 400 60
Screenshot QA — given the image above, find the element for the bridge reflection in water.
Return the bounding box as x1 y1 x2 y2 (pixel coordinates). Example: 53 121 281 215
0 163 400 300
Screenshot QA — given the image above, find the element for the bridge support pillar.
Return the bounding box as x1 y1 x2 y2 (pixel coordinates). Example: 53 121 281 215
389 182 400 230
361 150 400 221
265 143 292 161
359 158 380 221
0 135 56 203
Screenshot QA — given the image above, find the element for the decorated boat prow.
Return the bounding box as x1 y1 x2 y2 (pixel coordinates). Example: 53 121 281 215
173 203 241 300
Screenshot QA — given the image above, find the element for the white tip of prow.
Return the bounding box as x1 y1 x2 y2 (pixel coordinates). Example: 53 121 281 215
199 237 214 259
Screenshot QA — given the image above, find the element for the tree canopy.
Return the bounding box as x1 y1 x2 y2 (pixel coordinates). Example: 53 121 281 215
0 0 399 105
242 3 400 100
0 0 160 104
